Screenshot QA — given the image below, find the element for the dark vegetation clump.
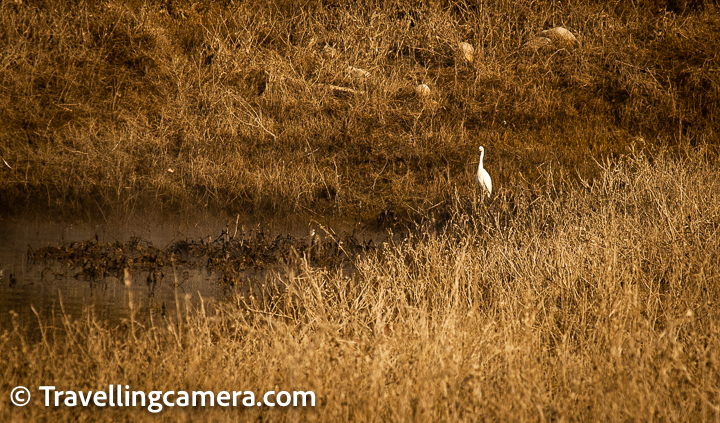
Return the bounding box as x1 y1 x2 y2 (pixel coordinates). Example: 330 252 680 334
28 227 374 289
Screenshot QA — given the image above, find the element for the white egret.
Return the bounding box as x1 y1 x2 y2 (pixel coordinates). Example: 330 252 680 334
476 146 492 198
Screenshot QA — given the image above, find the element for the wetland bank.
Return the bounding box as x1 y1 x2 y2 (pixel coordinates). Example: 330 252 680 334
2 0 720 421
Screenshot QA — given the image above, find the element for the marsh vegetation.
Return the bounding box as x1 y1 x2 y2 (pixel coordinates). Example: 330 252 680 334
4 146 720 421
1 0 720 421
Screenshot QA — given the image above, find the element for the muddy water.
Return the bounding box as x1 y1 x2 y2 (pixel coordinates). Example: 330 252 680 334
0 214 384 332
0 215 226 331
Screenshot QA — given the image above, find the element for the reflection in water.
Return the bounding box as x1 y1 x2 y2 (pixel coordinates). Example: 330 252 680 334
2 265 224 332
0 215 386 331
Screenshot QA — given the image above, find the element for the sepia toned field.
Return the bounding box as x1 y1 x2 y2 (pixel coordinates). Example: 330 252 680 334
3 146 720 421
1 0 718 223
1 0 720 421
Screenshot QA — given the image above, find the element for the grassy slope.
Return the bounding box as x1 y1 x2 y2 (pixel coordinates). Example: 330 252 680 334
1 0 718 224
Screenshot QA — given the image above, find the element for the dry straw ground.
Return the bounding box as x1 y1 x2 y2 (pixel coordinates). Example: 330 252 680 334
1 0 720 421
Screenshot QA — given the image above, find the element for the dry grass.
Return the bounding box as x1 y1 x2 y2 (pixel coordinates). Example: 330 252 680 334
2 145 719 421
1 0 719 222
2 1 720 419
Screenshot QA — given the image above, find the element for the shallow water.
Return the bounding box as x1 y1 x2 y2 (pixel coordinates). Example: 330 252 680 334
0 214 386 331
0 216 222 330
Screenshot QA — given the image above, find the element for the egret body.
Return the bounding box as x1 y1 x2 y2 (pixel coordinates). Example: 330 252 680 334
476 146 492 198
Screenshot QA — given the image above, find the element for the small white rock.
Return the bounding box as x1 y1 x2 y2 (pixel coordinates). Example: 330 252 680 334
459 42 474 64
539 27 579 49
415 84 431 97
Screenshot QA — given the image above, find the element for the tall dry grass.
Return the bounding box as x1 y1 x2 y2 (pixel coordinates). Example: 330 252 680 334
2 145 719 421
1 0 719 223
